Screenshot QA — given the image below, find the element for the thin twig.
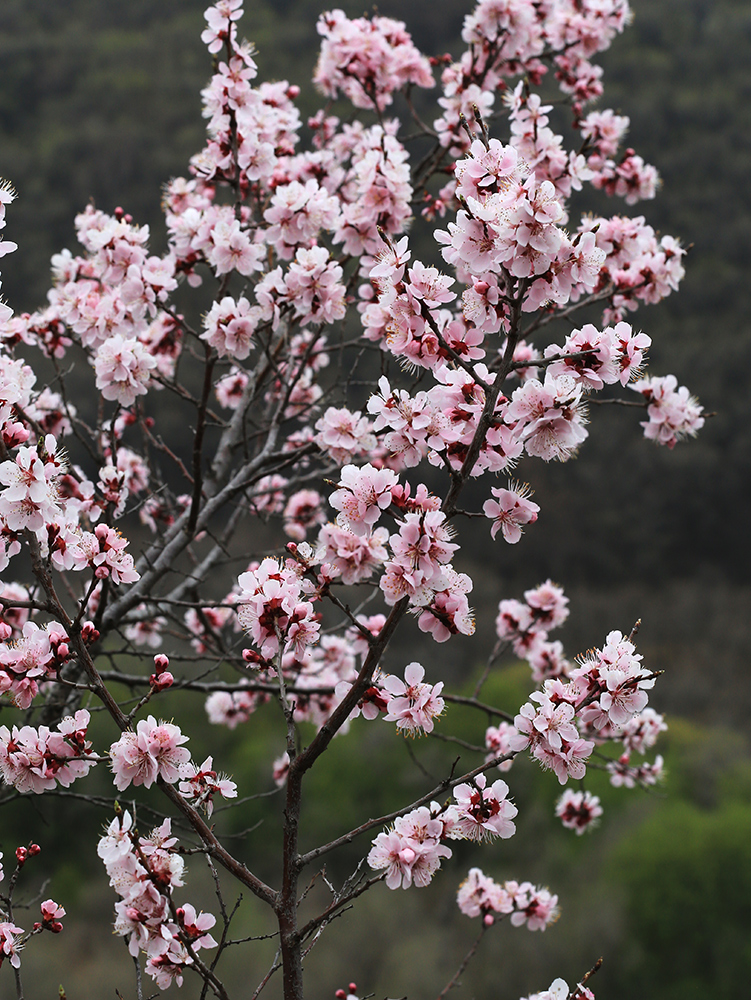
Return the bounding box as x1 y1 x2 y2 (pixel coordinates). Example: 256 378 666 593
436 924 487 1000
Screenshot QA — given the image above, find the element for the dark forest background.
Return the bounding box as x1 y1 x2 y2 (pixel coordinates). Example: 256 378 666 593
0 2 749 998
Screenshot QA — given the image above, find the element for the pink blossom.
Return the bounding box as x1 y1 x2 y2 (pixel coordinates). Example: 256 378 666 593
201 1 243 54
484 722 518 773
206 217 265 275
283 489 325 541
382 662 445 736
368 806 451 889
109 716 191 791
369 235 411 283
524 580 569 630
416 571 475 643
179 756 237 817
607 753 664 789
528 640 571 683
215 366 249 408
201 296 261 360
314 407 376 465
448 774 517 841
77 524 139 585
264 179 340 258
581 109 630 158
483 482 539 542
0 921 24 969
619 708 667 755
205 689 262 728
507 882 559 931
544 323 621 390
318 523 388 585
37 899 65 933
506 373 588 462
94 334 156 406
176 902 218 949
329 464 398 536
236 557 320 658
555 789 603 835
272 751 290 787
0 710 95 791
0 438 64 534
456 868 512 922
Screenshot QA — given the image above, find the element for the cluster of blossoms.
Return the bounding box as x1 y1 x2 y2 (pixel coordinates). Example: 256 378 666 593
0 620 70 708
314 9 434 112
380 662 445 736
98 812 217 989
0 0 697 994
368 777 516 889
0 710 96 792
496 579 571 676
0 182 18 286
0 427 140 585
607 753 665 789
325 465 475 641
580 214 686 322
434 0 631 153
457 867 559 931
208 640 444 743
631 374 705 448
109 716 191 791
235 556 321 659
510 628 659 785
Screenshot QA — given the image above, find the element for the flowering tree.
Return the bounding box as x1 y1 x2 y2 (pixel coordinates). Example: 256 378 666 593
0 1 705 998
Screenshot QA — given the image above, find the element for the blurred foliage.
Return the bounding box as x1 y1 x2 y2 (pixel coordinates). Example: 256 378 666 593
612 797 751 1000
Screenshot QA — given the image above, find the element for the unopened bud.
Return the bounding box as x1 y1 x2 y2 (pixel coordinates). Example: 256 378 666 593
150 671 173 691
81 622 99 643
